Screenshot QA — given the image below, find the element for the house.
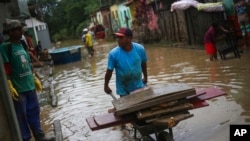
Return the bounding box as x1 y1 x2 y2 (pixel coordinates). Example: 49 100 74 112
95 0 133 39
95 0 241 46
25 18 52 49
0 0 52 49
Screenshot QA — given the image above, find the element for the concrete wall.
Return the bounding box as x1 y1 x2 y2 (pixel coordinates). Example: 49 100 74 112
36 25 52 49
25 18 52 49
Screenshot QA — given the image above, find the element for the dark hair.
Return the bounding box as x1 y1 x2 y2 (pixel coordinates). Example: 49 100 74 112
211 23 219 28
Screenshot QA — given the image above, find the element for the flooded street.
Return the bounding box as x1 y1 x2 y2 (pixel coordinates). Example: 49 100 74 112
40 41 250 141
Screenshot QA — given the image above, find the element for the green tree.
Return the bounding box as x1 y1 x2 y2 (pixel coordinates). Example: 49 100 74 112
29 0 99 41
28 0 57 20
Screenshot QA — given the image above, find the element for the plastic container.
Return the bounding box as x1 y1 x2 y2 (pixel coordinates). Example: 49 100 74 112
49 45 82 65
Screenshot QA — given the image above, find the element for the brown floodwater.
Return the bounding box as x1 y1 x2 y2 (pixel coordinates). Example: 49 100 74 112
40 41 250 141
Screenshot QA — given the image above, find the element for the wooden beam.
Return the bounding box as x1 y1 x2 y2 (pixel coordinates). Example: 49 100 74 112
53 120 63 141
153 113 194 128
112 83 195 111
86 113 136 131
137 102 194 120
114 90 195 116
85 87 225 131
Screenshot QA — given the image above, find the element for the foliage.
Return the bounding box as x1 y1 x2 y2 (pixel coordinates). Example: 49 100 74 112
76 20 90 36
28 0 57 20
28 0 99 41
52 28 67 41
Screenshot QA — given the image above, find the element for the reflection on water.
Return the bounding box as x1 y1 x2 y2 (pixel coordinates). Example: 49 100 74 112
41 42 250 141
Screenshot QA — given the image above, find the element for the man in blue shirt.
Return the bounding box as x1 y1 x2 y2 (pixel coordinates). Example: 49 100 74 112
104 27 148 97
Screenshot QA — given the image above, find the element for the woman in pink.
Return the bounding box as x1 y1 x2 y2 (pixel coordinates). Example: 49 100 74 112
204 23 230 61
204 23 220 61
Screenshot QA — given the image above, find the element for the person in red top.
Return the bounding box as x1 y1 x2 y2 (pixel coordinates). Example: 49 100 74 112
23 32 43 66
204 23 228 61
24 32 36 55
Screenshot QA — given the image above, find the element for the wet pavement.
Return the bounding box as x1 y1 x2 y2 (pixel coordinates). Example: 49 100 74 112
38 40 250 141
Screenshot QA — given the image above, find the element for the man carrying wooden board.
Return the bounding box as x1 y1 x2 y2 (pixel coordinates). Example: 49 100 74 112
104 27 148 98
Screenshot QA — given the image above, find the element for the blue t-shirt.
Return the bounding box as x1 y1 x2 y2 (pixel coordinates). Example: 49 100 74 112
107 42 148 96
236 5 247 15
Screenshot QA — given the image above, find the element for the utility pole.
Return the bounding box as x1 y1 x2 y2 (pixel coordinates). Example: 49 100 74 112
0 54 22 141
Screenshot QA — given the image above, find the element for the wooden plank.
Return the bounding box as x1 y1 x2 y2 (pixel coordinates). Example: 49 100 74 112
85 87 225 131
146 84 194 101
94 113 136 126
145 111 190 123
130 89 194 108
142 89 194 103
112 83 195 111
86 100 209 131
53 120 63 141
86 117 98 131
86 113 137 131
137 102 194 120
148 99 209 116
198 87 226 100
115 90 195 116
138 92 209 120
150 100 182 111
189 87 226 102
186 90 206 99
112 87 153 111
153 113 194 127
191 100 209 109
